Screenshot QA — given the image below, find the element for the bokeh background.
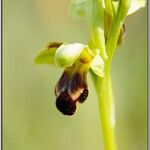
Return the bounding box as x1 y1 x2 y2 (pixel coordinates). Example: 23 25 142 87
3 0 147 150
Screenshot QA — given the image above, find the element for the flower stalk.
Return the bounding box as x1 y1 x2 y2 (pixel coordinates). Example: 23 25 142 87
96 72 116 150
90 0 132 150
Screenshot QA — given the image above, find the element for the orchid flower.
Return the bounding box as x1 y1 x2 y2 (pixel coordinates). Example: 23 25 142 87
34 42 104 115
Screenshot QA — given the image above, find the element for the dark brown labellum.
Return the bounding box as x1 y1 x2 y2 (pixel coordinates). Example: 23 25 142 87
46 42 63 49
56 92 77 116
55 71 70 97
68 72 87 100
78 88 88 103
55 65 89 115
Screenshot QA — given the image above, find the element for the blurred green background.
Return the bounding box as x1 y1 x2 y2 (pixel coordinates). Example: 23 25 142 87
3 0 147 150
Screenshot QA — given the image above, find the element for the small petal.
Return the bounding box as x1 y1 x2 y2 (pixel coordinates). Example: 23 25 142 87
56 92 77 116
54 43 85 67
46 42 63 49
90 52 104 77
34 42 62 65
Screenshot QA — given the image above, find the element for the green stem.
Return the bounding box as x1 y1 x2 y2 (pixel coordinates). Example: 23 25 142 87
96 69 116 150
106 18 121 64
89 1 132 150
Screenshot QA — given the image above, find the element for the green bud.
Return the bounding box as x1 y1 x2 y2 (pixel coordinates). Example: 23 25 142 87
117 24 126 45
54 43 85 67
112 0 146 16
128 0 146 15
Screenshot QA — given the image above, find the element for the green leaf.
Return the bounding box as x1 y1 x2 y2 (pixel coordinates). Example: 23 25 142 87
90 52 104 77
34 42 62 65
127 0 146 15
54 43 85 67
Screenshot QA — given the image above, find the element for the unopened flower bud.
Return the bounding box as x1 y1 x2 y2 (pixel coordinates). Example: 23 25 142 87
117 24 126 45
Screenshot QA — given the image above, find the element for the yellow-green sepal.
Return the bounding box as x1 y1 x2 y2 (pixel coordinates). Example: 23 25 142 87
34 42 62 65
90 51 104 77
